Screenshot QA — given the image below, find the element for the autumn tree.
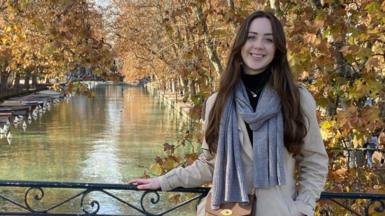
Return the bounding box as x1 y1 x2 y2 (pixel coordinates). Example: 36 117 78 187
0 0 115 95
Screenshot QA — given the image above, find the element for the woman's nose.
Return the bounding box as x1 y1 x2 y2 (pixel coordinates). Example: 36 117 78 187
252 38 264 49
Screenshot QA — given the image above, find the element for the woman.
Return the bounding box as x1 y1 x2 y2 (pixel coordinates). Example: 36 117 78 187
130 11 328 216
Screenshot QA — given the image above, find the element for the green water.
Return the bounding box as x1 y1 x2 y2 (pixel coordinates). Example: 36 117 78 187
0 83 197 215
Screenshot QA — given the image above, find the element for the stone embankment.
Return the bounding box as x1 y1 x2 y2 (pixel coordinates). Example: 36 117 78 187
0 90 67 143
144 82 196 123
0 81 103 143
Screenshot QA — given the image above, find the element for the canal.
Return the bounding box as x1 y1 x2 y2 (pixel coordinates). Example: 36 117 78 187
0 83 197 215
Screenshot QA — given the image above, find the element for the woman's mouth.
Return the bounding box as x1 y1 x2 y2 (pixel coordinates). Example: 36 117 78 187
250 53 265 60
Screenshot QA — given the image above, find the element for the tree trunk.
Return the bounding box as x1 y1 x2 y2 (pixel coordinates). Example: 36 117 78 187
196 82 200 94
171 79 177 93
179 77 189 99
25 71 31 90
227 0 235 12
167 79 172 92
0 73 9 92
194 3 223 77
32 73 38 89
14 73 21 92
268 0 282 15
189 79 196 101
269 0 277 9
159 80 164 92
226 0 237 31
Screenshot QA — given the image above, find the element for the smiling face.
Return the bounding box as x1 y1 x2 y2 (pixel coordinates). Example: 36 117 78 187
241 17 276 75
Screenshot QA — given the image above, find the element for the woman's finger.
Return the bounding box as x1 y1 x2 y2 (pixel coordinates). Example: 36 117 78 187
137 183 152 189
128 178 148 184
127 178 139 185
128 178 160 190
137 182 158 190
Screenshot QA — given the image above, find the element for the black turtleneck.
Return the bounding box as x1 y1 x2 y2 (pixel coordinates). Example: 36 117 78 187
241 69 271 111
241 69 271 143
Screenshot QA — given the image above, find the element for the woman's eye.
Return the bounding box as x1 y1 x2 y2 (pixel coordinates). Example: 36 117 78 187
247 35 256 40
265 38 273 42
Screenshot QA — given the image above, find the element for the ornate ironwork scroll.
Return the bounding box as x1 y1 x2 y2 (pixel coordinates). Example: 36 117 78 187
0 180 209 215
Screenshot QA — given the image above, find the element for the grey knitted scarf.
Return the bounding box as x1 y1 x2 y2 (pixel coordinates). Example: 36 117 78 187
211 82 286 209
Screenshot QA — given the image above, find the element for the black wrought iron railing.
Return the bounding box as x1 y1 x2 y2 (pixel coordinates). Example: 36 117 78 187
319 192 385 216
0 180 209 216
0 180 384 215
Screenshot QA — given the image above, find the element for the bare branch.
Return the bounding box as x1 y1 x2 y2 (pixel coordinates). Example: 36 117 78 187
0 0 7 12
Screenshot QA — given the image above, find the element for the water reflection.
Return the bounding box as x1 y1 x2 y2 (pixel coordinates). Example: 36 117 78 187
81 86 124 183
0 84 196 214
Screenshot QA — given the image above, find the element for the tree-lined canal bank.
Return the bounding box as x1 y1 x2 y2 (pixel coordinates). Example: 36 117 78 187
0 83 196 214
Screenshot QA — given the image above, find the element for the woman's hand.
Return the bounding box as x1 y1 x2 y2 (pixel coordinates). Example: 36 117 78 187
128 178 161 190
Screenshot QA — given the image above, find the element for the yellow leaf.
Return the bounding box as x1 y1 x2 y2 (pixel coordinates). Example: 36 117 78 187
5 26 12 33
163 157 178 171
320 120 336 129
149 163 163 176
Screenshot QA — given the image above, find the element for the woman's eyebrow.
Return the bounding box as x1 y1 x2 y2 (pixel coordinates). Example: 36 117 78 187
248 31 273 36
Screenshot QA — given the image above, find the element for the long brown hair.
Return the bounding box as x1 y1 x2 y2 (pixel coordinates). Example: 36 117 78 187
205 11 307 155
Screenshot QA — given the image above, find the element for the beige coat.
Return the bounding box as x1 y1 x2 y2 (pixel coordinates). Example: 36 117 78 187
157 87 328 216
